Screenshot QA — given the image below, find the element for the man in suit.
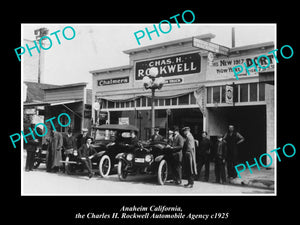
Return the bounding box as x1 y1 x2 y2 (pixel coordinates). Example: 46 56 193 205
196 131 211 181
215 136 227 184
223 125 245 179
25 124 39 172
46 128 63 173
182 127 197 188
150 127 163 142
78 137 97 178
76 128 89 149
168 126 184 185
63 128 77 151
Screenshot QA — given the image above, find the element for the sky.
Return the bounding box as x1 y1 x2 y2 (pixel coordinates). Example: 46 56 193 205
21 24 276 89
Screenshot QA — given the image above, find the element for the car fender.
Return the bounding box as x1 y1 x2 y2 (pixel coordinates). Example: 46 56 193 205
154 155 165 162
96 151 106 158
115 152 125 160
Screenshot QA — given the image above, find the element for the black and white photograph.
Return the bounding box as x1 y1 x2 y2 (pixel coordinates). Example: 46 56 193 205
5 6 299 224
20 23 276 195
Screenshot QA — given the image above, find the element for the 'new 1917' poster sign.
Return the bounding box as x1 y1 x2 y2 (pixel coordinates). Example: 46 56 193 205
206 53 275 80
135 53 201 80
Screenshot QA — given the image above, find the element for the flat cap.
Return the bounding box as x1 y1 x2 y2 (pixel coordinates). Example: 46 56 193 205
182 126 190 131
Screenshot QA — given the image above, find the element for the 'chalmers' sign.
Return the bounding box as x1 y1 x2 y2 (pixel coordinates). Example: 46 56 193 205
135 53 201 80
97 77 129 86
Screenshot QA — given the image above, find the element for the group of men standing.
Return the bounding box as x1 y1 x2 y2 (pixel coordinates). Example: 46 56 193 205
45 127 97 178
155 125 245 188
24 125 97 179
151 126 197 188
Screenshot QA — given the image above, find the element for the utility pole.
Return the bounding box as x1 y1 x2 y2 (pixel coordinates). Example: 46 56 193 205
34 27 48 83
231 27 236 48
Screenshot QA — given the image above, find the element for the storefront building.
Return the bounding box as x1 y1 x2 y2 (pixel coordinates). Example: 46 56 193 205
24 82 92 140
90 33 275 164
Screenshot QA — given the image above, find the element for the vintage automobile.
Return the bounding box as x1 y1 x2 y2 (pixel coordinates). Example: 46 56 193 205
89 124 140 177
116 140 175 185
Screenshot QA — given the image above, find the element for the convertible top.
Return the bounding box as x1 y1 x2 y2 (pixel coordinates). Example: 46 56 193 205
92 124 139 132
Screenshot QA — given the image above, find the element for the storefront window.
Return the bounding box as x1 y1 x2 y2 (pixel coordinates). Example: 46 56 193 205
107 101 114 109
213 86 220 103
259 83 265 101
141 97 147 107
159 99 164 106
221 86 226 103
233 84 238 103
136 98 141 107
130 100 135 108
171 98 177 105
165 98 171 106
240 84 248 102
147 98 152 107
101 100 107 109
190 93 196 104
207 87 212 104
250 83 258 101
178 94 189 105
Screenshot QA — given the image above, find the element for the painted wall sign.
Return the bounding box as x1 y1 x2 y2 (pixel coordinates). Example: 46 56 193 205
207 53 276 80
164 78 183 84
97 77 129 86
135 53 201 80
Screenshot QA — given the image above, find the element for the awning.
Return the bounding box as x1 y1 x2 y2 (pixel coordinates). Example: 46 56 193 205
98 87 199 102
23 99 82 107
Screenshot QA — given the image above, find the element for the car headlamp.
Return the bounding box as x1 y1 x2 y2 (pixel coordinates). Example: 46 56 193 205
126 153 133 161
145 154 152 163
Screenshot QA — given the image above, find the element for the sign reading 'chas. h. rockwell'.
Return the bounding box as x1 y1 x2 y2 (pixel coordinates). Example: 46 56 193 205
135 53 201 80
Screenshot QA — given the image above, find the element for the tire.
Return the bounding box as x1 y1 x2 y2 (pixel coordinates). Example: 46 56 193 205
117 160 128 181
157 159 168 185
99 155 111 177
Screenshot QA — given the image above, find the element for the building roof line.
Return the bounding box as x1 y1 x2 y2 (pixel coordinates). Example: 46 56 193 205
89 65 133 74
123 33 216 54
42 82 88 90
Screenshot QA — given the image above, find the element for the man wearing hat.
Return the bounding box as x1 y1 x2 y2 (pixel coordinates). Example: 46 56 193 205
47 126 63 172
76 128 89 149
150 127 163 142
182 127 197 188
169 126 184 185
63 128 77 154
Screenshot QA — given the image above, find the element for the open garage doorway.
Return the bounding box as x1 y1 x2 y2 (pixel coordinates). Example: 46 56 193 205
207 105 266 163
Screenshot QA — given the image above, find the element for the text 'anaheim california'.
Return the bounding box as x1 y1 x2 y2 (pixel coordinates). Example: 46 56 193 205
120 205 182 213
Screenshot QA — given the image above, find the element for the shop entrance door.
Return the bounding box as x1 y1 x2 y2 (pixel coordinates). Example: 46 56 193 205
169 108 203 138
210 105 266 163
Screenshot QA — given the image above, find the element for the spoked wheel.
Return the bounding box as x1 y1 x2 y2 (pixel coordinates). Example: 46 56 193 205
157 159 168 185
117 160 128 181
99 155 111 178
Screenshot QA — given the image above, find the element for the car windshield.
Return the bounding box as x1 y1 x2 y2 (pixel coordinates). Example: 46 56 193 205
93 129 117 141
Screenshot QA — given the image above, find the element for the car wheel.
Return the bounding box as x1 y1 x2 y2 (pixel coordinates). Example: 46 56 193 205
157 159 168 185
99 155 111 177
117 160 128 181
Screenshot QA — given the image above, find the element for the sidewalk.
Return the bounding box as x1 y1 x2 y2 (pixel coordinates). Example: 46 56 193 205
197 164 275 190
228 167 275 190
